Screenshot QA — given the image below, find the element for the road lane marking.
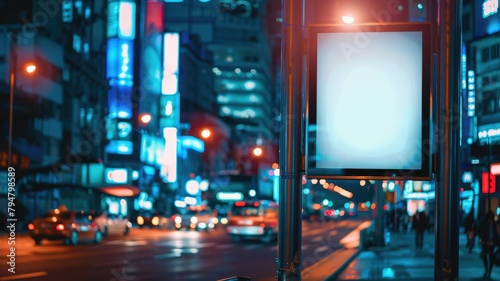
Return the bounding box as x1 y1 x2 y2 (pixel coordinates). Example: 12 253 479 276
154 253 182 259
155 241 214 248
315 246 330 253
105 240 148 246
269 245 308 251
0 272 48 280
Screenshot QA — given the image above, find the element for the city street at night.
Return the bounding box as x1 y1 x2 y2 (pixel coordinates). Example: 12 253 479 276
0 220 363 281
0 0 497 280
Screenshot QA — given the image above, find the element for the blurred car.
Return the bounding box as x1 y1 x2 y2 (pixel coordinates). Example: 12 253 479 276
323 209 346 221
211 208 229 228
172 206 215 231
90 211 132 236
226 200 278 243
136 210 171 229
27 207 103 245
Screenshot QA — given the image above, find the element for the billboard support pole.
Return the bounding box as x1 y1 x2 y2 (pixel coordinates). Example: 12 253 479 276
434 0 462 279
277 0 304 280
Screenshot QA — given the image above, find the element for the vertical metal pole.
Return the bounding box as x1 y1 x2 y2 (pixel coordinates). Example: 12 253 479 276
488 138 491 213
8 32 17 168
374 181 385 247
434 0 462 280
277 0 303 280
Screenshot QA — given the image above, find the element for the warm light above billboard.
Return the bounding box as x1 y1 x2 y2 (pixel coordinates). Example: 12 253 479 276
306 23 432 180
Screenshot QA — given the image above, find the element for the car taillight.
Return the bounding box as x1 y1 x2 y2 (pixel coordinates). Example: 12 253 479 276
91 222 97 227
56 224 65 231
28 223 35 231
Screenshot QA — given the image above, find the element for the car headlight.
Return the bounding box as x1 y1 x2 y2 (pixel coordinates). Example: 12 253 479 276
174 216 182 224
212 218 219 224
221 218 228 224
137 216 144 225
190 217 198 224
152 216 160 226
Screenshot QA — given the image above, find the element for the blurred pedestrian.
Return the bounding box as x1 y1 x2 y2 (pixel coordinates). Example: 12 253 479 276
412 210 427 251
463 211 478 253
478 211 499 279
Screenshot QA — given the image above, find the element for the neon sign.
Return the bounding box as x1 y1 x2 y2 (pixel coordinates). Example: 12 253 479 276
483 0 499 18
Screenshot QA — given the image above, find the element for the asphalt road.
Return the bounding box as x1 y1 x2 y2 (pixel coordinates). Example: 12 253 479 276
0 219 364 281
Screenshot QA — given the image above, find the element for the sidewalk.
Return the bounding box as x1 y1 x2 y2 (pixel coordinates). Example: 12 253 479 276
322 228 489 281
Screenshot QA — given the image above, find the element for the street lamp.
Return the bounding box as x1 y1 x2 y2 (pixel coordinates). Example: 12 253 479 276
8 44 36 167
201 129 211 139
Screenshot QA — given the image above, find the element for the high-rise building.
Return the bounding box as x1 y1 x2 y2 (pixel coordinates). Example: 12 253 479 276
164 0 280 173
0 0 109 223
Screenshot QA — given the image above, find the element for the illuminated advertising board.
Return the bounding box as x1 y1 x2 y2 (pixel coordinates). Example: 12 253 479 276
106 0 136 155
475 0 500 36
306 23 432 180
107 0 136 39
162 33 179 95
105 168 129 184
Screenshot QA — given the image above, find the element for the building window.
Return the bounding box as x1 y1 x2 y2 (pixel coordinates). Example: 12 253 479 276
463 14 470 33
73 33 81 53
85 6 91 20
492 44 499 60
482 47 490 62
43 138 60 158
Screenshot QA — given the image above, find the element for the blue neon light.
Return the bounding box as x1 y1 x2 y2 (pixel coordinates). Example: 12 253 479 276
106 38 134 80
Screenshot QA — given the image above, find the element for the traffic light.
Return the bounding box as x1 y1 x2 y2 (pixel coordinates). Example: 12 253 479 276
482 171 497 194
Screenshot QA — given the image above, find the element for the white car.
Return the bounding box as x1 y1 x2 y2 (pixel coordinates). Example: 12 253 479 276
91 212 132 236
173 206 215 232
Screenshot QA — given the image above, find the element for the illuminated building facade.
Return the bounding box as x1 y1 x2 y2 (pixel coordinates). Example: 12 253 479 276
0 0 110 222
467 0 500 217
161 0 281 206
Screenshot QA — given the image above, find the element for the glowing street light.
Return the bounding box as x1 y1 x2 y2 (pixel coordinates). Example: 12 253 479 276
253 146 263 157
201 129 211 139
9 56 36 167
25 63 37 74
342 15 355 24
139 113 152 124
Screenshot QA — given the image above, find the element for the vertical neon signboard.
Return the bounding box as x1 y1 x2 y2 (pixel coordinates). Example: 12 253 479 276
161 127 178 182
162 33 179 95
106 0 136 155
160 32 180 183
